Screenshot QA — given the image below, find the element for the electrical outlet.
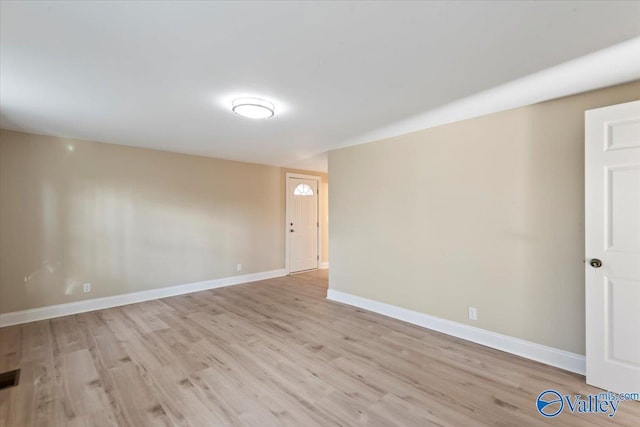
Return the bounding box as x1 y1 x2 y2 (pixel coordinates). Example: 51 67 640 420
83 283 91 293
237 263 242 272
468 306 478 321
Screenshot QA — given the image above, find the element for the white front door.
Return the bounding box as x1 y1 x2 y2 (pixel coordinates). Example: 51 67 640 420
287 177 319 273
585 100 640 393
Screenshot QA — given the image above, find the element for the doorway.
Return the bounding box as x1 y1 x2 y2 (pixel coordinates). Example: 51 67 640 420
286 173 320 274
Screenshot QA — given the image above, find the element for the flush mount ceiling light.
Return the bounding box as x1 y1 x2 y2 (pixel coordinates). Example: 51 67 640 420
231 97 275 119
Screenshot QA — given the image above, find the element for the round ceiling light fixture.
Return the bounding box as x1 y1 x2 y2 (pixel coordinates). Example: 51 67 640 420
231 97 275 119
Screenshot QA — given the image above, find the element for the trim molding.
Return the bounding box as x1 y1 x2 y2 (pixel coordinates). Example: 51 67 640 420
326 289 586 375
0 269 287 327
319 262 329 270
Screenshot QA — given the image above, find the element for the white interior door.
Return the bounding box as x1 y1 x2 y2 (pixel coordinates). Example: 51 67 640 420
585 100 640 393
287 177 319 273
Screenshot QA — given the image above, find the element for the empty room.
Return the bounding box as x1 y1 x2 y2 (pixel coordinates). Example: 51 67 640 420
1 1 639 426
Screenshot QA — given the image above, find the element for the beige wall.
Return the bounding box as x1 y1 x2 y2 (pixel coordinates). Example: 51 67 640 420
329 80 640 355
0 130 295 313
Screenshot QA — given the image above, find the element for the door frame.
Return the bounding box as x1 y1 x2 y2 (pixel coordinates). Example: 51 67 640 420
285 172 321 275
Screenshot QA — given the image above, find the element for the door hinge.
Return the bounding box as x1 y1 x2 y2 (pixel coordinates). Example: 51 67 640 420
317 222 319 227
317 255 319 260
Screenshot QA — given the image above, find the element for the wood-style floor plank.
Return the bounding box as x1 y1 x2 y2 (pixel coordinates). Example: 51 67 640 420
1 270 639 426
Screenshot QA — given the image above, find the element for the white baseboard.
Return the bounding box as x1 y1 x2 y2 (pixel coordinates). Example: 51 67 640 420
326 289 586 375
319 262 329 270
0 269 287 327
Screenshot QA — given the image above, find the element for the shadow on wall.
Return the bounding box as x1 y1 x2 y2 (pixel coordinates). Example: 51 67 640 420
0 131 285 313
518 96 588 354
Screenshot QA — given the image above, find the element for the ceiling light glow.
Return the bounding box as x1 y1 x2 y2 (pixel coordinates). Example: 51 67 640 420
232 97 275 119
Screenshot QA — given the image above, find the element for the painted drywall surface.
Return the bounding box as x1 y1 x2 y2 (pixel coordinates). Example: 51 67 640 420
0 130 285 313
329 80 640 355
281 168 329 264
321 179 329 264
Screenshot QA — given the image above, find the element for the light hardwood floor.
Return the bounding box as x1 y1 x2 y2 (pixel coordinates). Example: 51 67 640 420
1 270 638 426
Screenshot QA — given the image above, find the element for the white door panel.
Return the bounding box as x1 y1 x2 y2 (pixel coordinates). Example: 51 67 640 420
287 177 319 273
585 100 640 393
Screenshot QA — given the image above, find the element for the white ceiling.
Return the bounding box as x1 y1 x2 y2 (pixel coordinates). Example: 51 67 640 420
2 1 640 172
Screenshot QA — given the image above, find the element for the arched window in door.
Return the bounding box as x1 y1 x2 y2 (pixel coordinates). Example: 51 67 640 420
293 183 314 196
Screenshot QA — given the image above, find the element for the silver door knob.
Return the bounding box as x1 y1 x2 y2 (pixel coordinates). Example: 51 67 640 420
590 258 603 268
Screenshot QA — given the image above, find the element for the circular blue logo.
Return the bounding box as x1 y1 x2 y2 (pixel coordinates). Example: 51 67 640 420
536 389 564 417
